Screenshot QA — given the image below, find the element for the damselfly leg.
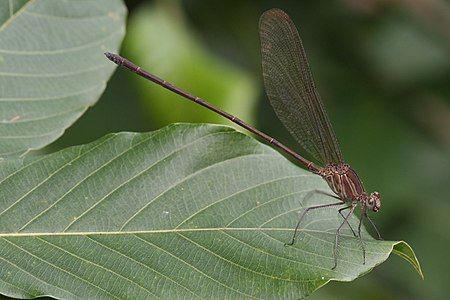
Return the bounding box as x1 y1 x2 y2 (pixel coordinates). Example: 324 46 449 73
285 201 344 246
358 212 367 265
332 204 357 270
365 212 382 240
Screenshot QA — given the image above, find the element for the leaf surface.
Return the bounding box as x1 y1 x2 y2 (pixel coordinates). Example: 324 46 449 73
0 0 126 157
0 124 422 299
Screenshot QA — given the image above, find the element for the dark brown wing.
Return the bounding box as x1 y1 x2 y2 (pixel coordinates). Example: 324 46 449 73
259 8 343 165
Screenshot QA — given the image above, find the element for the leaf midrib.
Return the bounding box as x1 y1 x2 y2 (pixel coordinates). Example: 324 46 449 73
0 227 384 241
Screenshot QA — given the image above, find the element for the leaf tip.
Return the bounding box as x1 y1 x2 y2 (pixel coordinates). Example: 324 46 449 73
392 241 424 279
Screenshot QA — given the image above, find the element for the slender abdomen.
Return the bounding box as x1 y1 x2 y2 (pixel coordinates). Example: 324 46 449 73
321 164 365 201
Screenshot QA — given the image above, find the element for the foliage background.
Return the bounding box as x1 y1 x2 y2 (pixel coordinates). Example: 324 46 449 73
48 0 449 299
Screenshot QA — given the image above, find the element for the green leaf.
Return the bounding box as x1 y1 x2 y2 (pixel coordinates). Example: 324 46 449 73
0 124 422 299
125 2 258 127
0 0 126 157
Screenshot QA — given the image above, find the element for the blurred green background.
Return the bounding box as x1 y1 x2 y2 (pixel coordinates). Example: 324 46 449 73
49 0 449 299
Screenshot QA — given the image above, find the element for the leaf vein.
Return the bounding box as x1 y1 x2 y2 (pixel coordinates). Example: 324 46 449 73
2 237 117 299
85 235 201 298
37 237 160 299
134 234 260 299
0 134 117 219
0 27 123 55
0 253 77 297
65 130 236 231
0 82 104 102
0 63 111 78
119 140 275 230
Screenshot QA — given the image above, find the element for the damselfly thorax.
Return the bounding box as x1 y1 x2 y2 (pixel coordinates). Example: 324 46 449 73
319 164 381 212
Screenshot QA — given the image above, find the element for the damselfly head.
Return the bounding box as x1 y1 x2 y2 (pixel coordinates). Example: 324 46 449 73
367 192 381 212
